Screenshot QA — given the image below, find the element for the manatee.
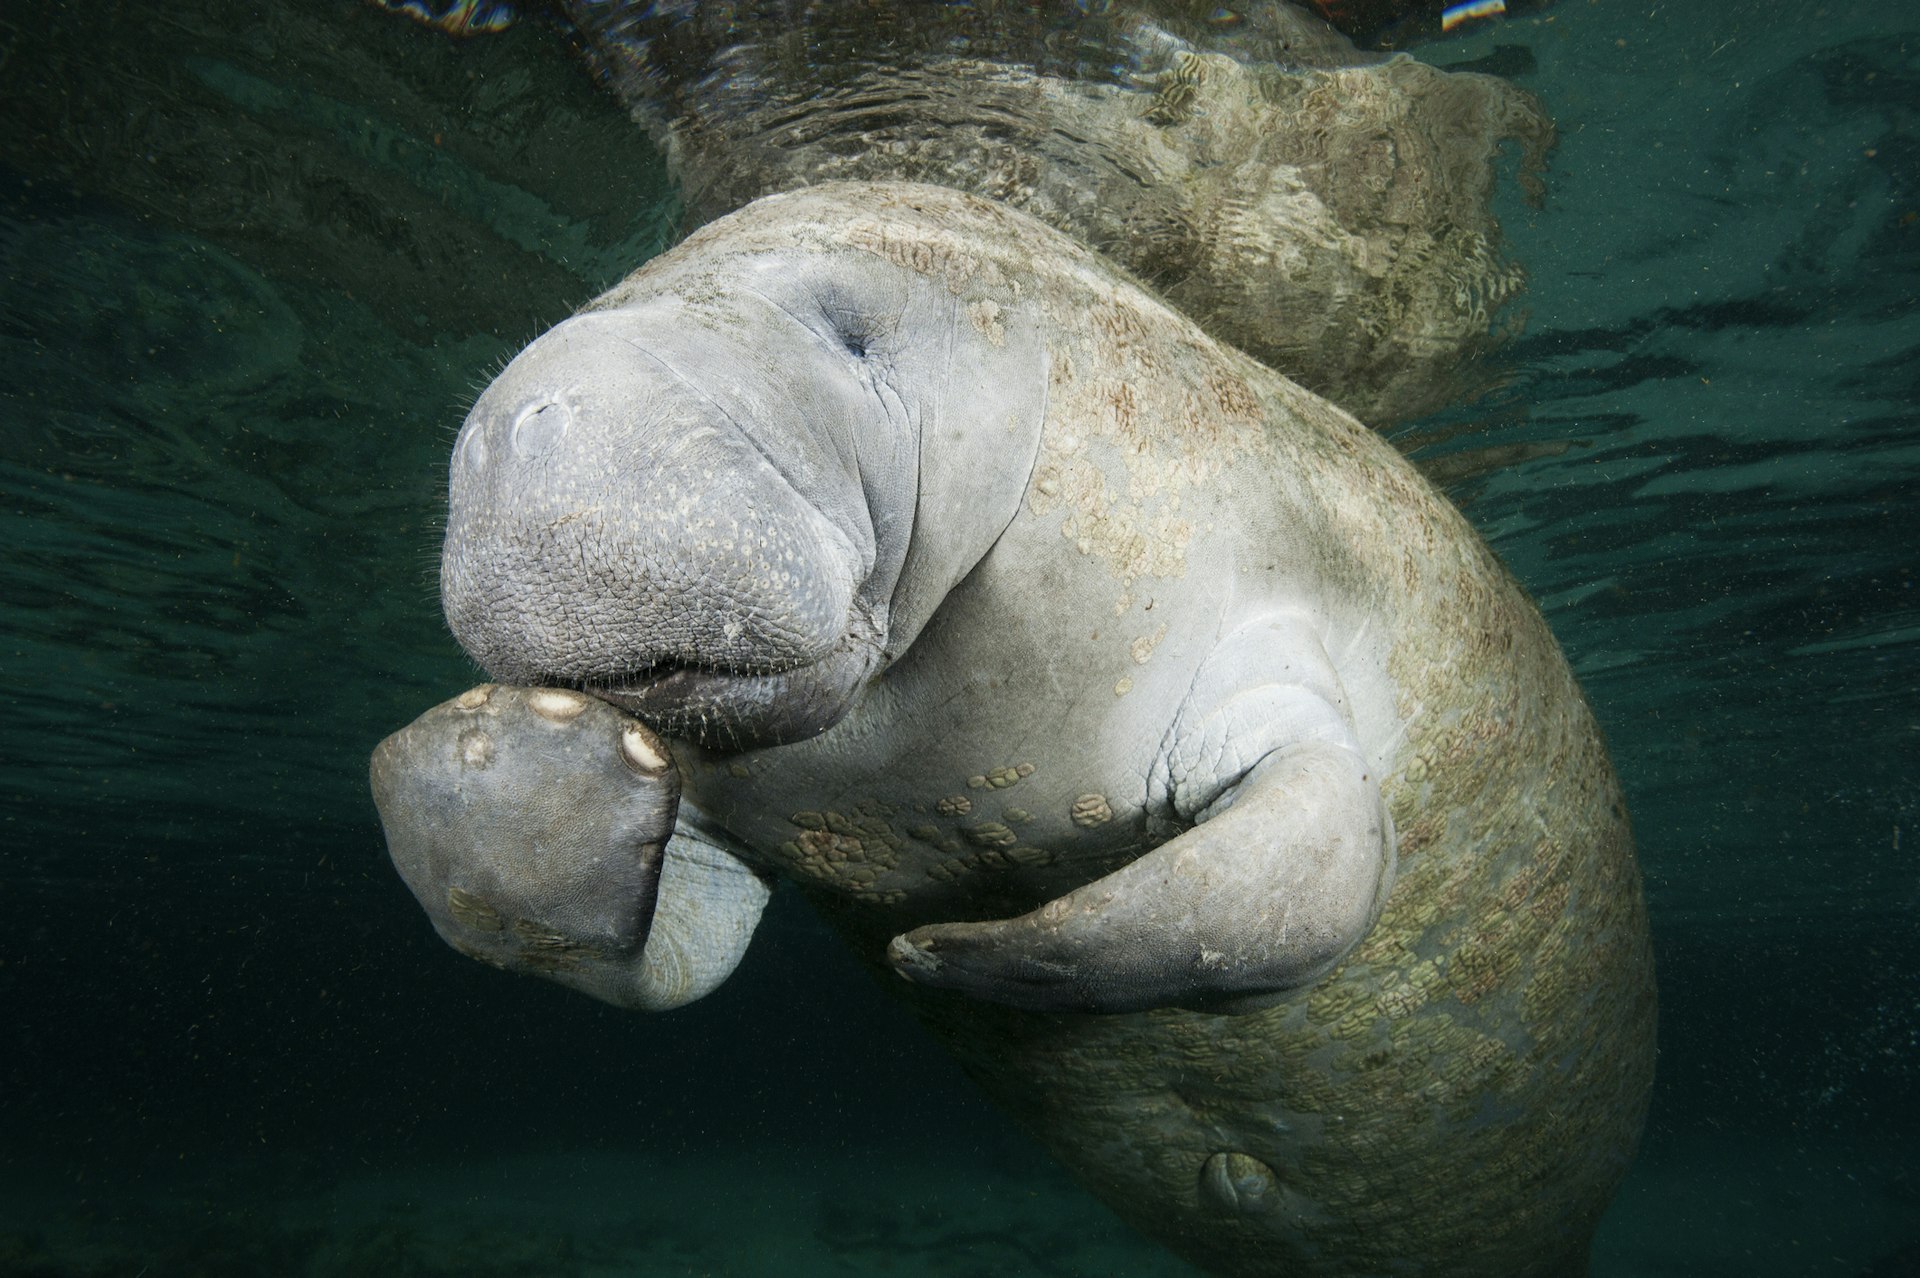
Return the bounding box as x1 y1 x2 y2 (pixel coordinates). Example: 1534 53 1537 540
370 181 1655 1276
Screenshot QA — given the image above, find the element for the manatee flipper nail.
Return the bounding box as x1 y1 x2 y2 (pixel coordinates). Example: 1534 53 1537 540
369 683 770 1011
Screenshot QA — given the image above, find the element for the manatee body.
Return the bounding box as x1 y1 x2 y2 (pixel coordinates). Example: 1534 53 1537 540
374 182 1654 1276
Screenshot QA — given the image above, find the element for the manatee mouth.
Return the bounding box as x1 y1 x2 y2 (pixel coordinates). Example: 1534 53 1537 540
586 615 885 753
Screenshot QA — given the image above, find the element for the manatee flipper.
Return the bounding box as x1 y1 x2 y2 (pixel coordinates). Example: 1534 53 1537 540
629 808 776 1010
370 683 772 1011
888 613 1395 1013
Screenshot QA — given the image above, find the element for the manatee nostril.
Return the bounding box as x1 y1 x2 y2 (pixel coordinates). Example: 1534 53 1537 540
511 398 573 458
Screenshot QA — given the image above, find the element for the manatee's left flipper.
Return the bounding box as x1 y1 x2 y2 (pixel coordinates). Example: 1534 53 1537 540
370 683 772 1012
888 612 1395 1014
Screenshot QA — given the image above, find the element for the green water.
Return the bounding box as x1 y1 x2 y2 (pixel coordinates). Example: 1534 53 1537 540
1 1 1914 1274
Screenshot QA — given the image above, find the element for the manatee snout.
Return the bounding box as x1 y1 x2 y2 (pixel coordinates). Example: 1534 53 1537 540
370 684 680 1003
437 312 881 743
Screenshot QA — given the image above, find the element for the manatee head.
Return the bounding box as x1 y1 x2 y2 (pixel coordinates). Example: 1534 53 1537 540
441 260 913 750
441 186 1054 752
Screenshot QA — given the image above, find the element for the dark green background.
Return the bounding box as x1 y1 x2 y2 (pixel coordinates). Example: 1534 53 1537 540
2 2 1915 1273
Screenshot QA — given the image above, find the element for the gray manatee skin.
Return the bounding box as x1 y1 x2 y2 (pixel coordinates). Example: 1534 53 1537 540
396 182 1654 1276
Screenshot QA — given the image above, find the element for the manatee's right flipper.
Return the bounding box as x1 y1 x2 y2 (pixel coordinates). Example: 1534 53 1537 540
889 740 1392 1014
888 612 1395 1014
370 684 772 1011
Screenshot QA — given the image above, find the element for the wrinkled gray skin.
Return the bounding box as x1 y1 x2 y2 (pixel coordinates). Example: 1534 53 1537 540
373 183 1653 1276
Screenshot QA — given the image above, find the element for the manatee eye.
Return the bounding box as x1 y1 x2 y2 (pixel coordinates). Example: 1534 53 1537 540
821 302 873 359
